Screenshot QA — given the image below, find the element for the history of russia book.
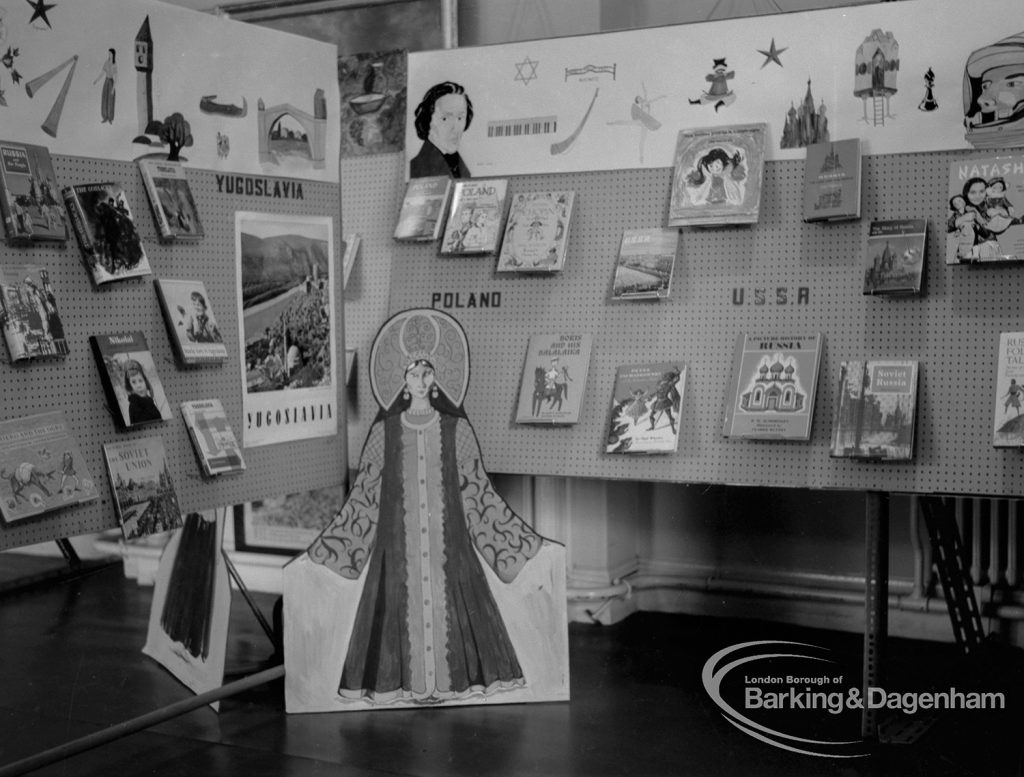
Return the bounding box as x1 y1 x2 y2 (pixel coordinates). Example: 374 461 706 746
90 331 173 430
863 219 928 296
102 436 182 540
439 178 510 255
723 332 824 440
62 182 152 285
154 279 229 365
0 140 68 244
802 138 862 222
393 175 452 242
946 155 1024 265
181 399 246 477
667 123 767 228
830 360 919 461
496 190 575 273
605 362 687 454
0 265 70 361
514 333 594 425
994 332 1024 447
611 228 679 301
0 410 99 524
137 158 204 242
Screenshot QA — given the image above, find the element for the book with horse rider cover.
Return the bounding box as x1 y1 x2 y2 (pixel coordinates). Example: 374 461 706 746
62 182 151 286
514 333 593 425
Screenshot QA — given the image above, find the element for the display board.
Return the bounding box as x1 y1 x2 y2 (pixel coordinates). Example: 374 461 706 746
363 149 1024 497
0 157 344 550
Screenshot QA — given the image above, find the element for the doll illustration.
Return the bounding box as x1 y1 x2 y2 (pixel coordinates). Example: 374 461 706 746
283 308 568 712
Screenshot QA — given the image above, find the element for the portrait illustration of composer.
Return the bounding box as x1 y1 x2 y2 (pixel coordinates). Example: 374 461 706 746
410 81 473 179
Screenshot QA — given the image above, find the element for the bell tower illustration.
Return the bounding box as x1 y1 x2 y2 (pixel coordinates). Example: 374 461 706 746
134 16 158 142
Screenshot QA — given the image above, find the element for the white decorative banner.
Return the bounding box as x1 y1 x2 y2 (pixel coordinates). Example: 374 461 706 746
0 0 339 181
407 0 1020 177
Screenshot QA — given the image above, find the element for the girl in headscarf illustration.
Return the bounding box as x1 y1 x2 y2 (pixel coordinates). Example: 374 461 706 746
686 147 746 206
284 309 567 711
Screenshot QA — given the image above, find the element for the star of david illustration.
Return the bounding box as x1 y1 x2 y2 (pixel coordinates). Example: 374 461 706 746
514 56 538 86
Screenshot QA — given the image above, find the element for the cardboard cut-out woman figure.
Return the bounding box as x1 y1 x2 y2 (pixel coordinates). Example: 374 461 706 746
283 308 569 713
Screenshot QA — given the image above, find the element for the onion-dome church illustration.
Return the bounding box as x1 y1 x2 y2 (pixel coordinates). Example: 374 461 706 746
780 78 829 149
854 29 899 126
739 355 808 413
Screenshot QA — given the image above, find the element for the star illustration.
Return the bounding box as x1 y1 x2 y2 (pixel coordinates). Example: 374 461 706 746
26 0 56 30
514 56 538 86
757 38 787 68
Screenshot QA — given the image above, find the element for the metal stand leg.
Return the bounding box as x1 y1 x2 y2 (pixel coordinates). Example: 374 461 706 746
862 491 889 740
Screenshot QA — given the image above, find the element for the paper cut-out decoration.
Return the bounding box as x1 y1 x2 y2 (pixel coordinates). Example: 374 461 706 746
688 57 735 112
143 509 231 709
133 16 164 146
550 87 597 156
919 67 938 112
854 29 899 126
256 90 327 170
93 48 116 124
283 308 569 713
24 54 77 137
964 30 1024 149
607 84 663 165
27 0 56 30
780 78 829 149
757 38 787 69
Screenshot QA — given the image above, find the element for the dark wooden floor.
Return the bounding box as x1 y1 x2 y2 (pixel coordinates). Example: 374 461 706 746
2 557 1024 777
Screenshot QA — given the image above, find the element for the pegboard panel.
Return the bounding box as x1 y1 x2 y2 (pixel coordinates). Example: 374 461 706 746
378 148 1024 498
0 155 344 550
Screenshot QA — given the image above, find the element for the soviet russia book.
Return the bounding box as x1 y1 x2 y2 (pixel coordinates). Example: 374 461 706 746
90 331 173 430
611 228 679 301
102 436 183 540
0 265 70 361
0 410 99 524
667 123 767 227
722 332 824 440
62 182 151 285
605 362 687 454
181 399 246 477
137 158 204 242
439 178 510 256
993 332 1024 447
863 219 928 296
830 360 919 461
803 138 862 222
946 155 1024 265
393 175 452 242
0 139 68 244
514 333 594 425
154 279 228 365
496 190 575 273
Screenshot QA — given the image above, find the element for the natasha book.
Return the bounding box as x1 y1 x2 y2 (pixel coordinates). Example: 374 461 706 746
154 279 229 365
605 362 687 454
830 360 919 461
802 138 863 222
137 158 204 242
496 190 575 273
393 176 452 242
0 140 68 244
102 436 182 540
667 123 767 228
946 155 1024 265
62 182 151 286
439 178 510 256
723 332 824 440
611 228 679 301
994 331 1024 447
863 219 928 296
0 410 99 524
514 333 593 425
181 399 246 477
90 331 173 430
0 265 70 361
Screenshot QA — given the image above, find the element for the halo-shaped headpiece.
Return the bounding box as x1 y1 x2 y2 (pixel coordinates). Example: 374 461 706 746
370 308 470 409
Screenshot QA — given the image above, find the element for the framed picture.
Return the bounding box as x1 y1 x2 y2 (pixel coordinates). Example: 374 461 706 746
221 0 457 52
233 484 347 555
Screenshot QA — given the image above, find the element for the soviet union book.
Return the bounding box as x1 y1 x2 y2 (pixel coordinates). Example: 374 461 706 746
102 436 182 540
514 333 594 425
830 360 919 460
723 333 824 440
803 138 862 222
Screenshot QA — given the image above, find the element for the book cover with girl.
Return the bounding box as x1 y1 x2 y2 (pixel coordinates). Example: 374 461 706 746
947 155 1024 264
90 331 172 430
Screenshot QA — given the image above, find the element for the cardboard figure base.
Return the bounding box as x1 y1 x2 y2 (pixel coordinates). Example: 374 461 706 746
283 308 570 713
142 508 231 710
